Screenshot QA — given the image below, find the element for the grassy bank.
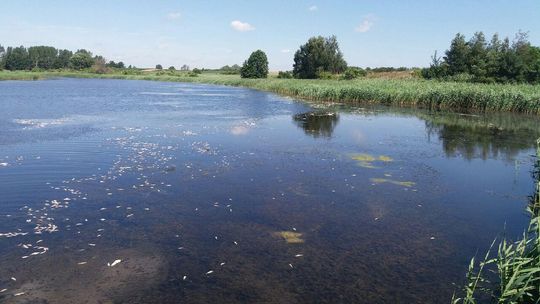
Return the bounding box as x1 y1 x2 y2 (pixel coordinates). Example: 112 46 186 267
1 70 540 114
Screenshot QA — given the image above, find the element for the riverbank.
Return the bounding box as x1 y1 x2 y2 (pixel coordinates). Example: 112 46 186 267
1 70 540 114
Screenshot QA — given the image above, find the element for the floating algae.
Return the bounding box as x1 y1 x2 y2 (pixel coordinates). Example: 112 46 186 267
378 155 393 162
370 178 415 187
275 231 304 244
351 154 376 162
351 153 393 168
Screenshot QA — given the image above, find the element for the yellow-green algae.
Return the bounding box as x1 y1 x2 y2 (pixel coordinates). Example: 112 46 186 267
351 153 393 168
370 178 416 187
275 231 304 244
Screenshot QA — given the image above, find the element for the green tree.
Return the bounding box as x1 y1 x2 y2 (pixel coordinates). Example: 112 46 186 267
467 32 488 80
0 45 5 69
240 50 269 78
28 46 58 69
155 64 163 70
293 35 347 79
444 33 470 75
4 46 31 70
54 49 73 69
69 50 94 70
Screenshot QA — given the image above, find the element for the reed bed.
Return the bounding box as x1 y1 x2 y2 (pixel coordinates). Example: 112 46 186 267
1 71 540 114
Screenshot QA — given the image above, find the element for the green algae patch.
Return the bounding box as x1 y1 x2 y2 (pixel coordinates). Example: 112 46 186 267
275 231 304 244
351 153 394 168
351 154 376 162
378 155 393 162
370 178 416 188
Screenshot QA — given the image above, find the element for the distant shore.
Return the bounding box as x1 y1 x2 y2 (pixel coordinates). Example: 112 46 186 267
2 70 540 115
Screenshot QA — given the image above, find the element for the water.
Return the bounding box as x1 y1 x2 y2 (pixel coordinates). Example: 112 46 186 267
0 78 538 303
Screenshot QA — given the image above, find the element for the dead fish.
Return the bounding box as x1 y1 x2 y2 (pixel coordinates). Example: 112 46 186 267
182 276 187 281
294 254 303 257
108 259 122 267
205 270 214 275
11 277 16 281
0 289 7 293
14 292 25 296
289 264 294 268
220 262 226 266
78 262 87 265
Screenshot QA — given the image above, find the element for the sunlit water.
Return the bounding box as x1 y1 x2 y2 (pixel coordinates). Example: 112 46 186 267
0 78 538 303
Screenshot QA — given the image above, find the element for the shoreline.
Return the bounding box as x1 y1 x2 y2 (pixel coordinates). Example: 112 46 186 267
2 70 540 115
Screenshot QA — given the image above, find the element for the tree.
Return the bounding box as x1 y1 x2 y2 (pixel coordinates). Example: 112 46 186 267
4 46 31 70
0 45 5 69
467 32 488 80
293 35 347 79
168 66 176 71
240 50 268 78
155 64 163 70
28 46 58 69
445 33 470 75
180 64 190 71
54 49 73 69
69 50 94 70
342 67 366 80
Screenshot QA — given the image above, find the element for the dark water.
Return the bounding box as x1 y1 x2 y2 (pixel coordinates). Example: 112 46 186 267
0 78 538 304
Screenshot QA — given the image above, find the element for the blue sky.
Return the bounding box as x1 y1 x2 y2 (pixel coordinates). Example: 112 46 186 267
1 0 539 70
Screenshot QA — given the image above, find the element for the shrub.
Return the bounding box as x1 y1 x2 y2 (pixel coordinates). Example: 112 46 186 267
342 67 366 80
277 71 293 79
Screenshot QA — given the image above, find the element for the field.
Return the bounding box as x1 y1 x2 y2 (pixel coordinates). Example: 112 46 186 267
2 70 540 114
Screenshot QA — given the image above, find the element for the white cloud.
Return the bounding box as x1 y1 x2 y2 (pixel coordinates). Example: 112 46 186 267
308 5 318 11
355 15 375 33
230 20 255 32
281 49 291 53
166 12 181 20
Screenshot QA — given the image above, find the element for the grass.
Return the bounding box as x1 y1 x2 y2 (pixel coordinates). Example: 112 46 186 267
1 70 540 114
451 139 540 304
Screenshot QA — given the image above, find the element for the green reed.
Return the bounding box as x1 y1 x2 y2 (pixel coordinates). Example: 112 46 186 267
452 139 540 304
2 71 540 115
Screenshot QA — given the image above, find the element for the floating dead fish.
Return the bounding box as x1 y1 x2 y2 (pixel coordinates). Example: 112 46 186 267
295 254 303 257
11 277 16 281
78 262 87 265
289 264 294 268
220 262 226 266
183 276 187 281
108 259 122 267
0 289 7 293
205 270 214 275
14 292 25 296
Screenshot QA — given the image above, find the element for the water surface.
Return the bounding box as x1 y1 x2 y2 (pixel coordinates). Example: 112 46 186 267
0 78 538 303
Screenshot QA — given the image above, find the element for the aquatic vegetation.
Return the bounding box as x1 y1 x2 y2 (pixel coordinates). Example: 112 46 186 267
275 231 304 244
352 154 376 162
451 139 540 303
351 153 393 168
378 155 393 162
370 178 416 188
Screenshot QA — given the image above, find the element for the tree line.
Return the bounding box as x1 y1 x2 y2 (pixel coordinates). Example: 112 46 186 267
0 45 129 71
422 31 540 83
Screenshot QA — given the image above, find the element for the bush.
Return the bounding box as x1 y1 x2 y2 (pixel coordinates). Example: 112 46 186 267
240 50 269 78
342 67 366 80
192 68 202 74
277 71 293 79
316 71 336 80
155 64 163 70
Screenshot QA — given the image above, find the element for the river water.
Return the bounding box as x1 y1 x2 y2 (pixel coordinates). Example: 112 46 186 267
0 78 538 303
